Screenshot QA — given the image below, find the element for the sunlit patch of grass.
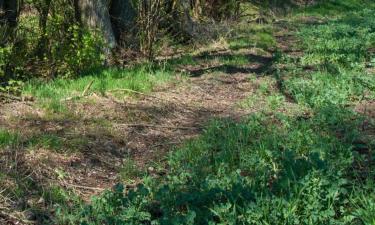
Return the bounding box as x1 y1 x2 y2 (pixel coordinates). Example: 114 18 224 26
280 8 375 108
266 94 286 110
229 31 276 51
294 0 375 18
23 64 175 104
228 24 276 51
24 132 89 153
217 54 249 66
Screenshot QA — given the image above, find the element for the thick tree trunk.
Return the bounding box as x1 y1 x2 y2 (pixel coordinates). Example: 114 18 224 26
181 0 195 37
0 0 19 27
0 0 20 44
109 0 136 44
76 0 116 49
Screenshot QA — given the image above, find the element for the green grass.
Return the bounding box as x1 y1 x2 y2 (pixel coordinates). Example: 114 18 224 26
295 0 375 17
229 31 276 51
63 107 374 225
298 9 375 69
280 7 375 108
56 2 375 225
0 128 88 153
26 134 65 152
23 64 174 103
0 128 20 148
11 1 375 224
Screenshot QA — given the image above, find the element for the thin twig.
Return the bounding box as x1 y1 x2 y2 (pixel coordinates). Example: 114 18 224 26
60 95 81 102
60 80 94 102
109 88 172 102
0 206 35 224
0 93 22 101
81 80 94 97
108 88 195 110
117 123 201 130
61 182 105 191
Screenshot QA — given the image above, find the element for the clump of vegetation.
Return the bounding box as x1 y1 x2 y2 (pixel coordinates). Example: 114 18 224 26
22 64 174 103
55 2 375 225
61 107 374 225
281 7 375 107
1 0 375 224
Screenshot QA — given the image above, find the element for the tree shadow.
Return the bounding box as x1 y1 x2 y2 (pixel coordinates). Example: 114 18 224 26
171 51 275 77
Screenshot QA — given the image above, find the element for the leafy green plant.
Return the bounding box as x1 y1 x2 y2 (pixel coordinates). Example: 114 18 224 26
62 105 374 224
298 9 375 69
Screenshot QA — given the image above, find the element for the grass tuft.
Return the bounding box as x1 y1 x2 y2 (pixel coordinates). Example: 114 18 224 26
0 128 20 148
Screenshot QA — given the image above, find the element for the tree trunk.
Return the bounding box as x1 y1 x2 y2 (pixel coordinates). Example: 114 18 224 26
35 0 51 58
0 0 20 44
76 0 116 49
109 0 136 45
181 0 195 37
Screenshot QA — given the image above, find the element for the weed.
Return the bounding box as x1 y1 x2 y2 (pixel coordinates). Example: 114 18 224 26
63 106 374 224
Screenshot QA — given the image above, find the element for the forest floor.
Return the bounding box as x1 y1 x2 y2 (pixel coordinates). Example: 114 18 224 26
1 1 375 224
0 29 282 195
0 24 294 224
0 28 280 224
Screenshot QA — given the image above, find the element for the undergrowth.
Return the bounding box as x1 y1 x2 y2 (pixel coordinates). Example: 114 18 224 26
56 2 375 225
59 107 374 225
282 7 375 108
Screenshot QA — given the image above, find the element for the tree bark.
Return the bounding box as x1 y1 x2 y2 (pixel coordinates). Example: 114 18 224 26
76 0 116 49
35 0 51 58
0 0 20 45
109 0 136 44
181 0 195 37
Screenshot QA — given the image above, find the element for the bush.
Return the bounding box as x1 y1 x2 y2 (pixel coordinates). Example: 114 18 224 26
0 0 105 88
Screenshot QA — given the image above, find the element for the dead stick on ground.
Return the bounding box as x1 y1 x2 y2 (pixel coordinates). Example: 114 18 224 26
82 80 94 97
117 123 201 130
109 88 171 102
62 182 105 191
108 88 194 109
0 206 35 224
0 93 22 101
61 80 94 102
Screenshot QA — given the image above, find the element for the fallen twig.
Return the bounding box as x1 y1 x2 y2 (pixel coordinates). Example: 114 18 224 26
0 93 22 101
0 206 35 224
109 88 172 103
81 80 94 97
61 182 105 191
108 88 196 110
60 80 94 102
60 95 81 102
117 123 201 130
